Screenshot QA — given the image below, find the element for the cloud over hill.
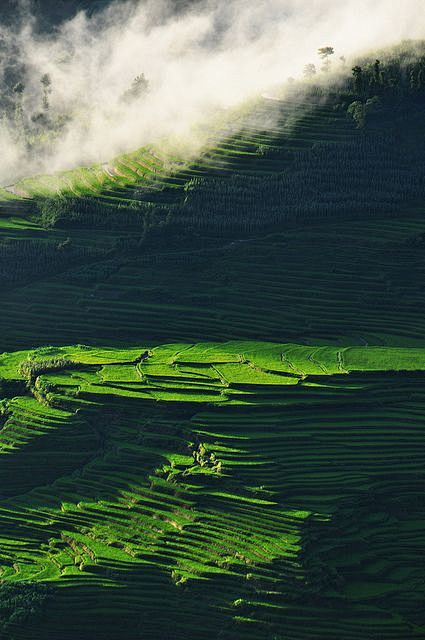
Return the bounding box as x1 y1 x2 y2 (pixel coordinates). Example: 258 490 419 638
0 0 424 183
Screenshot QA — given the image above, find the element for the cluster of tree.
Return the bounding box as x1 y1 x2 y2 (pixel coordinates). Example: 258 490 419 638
346 95 382 128
1 71 71 154
19 355 73 383
120 74 150 104
2 68 150 155
344 53 425 126
304 44 425 94
304 46 346 78
302 45 425 128
349 56 425 97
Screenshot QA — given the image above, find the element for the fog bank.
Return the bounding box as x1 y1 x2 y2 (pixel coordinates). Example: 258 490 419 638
0 0 424 184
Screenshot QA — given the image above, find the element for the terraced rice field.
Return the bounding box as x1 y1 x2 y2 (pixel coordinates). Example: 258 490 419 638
1 85 425 638
1 95 424 351
1 213 425 351
0 342 424 638
1 95 356 202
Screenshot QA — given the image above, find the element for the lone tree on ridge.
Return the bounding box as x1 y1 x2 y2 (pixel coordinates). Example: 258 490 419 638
318 46 335 72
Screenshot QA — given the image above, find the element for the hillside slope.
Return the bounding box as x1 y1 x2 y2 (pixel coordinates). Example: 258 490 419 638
1 48 425 639
1 342 425 639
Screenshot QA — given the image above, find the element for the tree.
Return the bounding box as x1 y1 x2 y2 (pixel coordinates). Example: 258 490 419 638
410 61 425 91
13 81 25 95
347 96 381 129
121 73 149 104
41 73 52 111
371 59 383 89
352 65 363 95
347 101 365 128
318 46 334 72
418 65 425 90
13 81 25 133
410 67 418 90
303 63 316 79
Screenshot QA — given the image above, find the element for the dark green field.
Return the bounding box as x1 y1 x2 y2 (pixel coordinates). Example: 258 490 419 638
1 44 425 639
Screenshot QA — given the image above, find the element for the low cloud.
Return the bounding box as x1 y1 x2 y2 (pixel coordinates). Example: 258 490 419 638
0 0 424 185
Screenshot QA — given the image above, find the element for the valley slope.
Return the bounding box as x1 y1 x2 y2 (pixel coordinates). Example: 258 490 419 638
1 50 425 639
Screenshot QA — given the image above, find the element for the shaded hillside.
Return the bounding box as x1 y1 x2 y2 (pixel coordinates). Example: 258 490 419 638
0 47 425 640
1 49 425 351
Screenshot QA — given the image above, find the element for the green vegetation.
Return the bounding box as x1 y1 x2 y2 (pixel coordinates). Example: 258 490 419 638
0 341 425 638
1 43 425 639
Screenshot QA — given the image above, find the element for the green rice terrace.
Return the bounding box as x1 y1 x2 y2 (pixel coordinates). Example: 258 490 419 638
1 45 425 639
0 342 425 639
